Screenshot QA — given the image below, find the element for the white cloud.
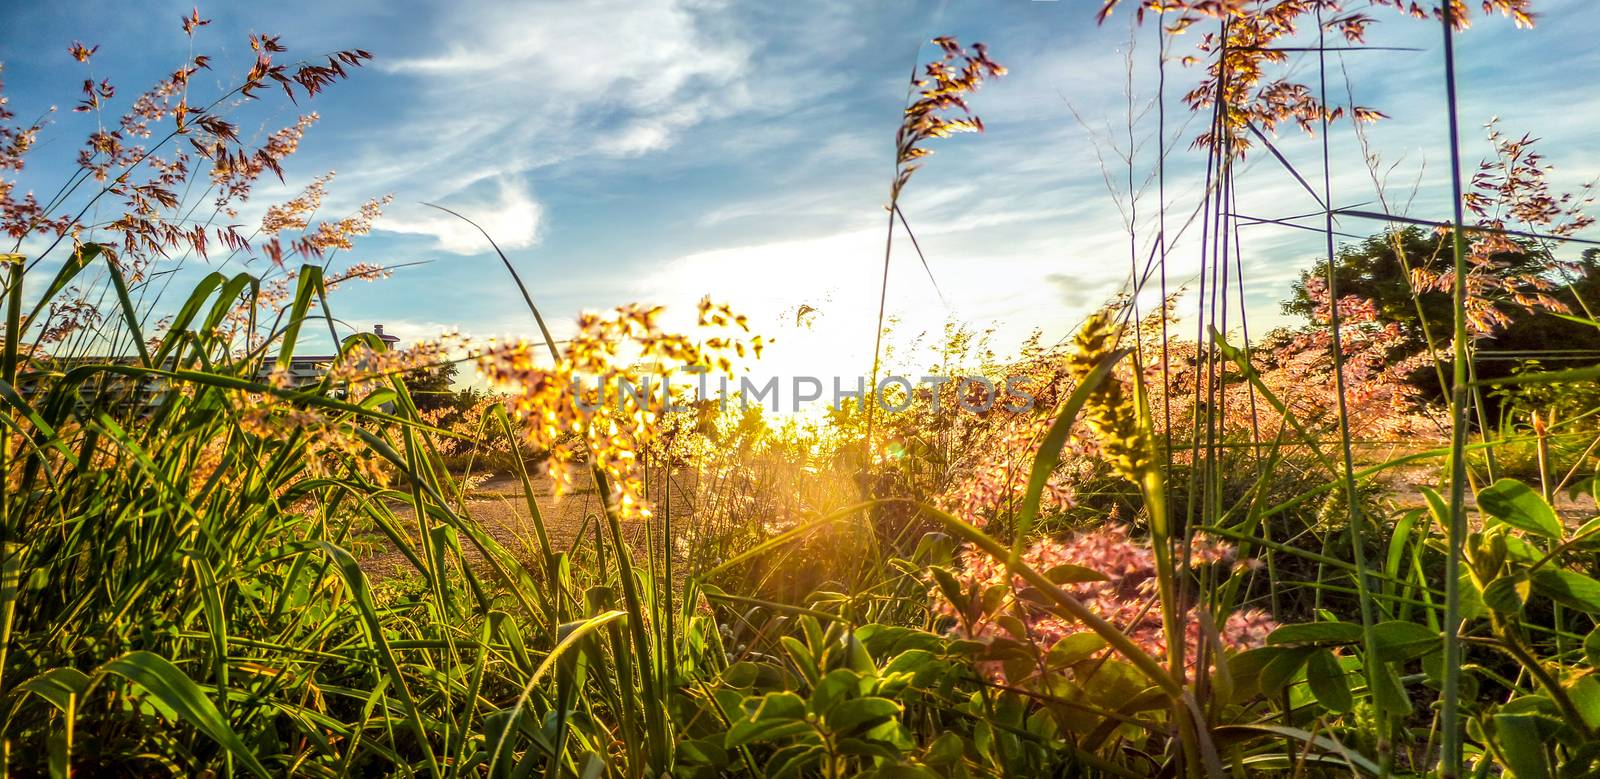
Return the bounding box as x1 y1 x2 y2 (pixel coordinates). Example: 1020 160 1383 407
378 178 543 255
327 0 769 261
379 0 753 169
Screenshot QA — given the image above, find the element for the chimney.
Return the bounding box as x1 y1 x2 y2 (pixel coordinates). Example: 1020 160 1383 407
373 324 400 348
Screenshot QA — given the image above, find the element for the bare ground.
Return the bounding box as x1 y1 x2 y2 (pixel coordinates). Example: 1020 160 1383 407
359 471 669 581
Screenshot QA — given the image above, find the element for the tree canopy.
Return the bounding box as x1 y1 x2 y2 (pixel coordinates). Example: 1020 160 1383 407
1285 226 1600 406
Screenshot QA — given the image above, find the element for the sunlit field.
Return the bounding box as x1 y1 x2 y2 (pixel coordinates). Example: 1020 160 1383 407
3 0 1600 776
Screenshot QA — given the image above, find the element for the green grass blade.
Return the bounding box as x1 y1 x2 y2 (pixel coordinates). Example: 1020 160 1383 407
96 651 271 778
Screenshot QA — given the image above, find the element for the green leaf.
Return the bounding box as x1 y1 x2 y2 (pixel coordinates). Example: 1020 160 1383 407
825 697 901 734
835 737 901 760
23 244 104 327
319 543 440 772
843 633 876 674
1015 348 1127 542
912 532 955 566
765 743 826 779
1211 724 1384 776
678 738 730 767
809 669 860 717
1369 620 1438 663
275 264 327 371
725 718 814 749
922 732 965 767
1531 569 1600 612
1228 646 1287 701
1046 633 1108 668
929 566 969 614
17 668 90 714
882 649 937 676
1477 478 1562 539
1267 621 1363 646
1370 661 1410 714
780 637 819 686
98 651 270 778
1568 676 1600 731
749 691 808 722
722 661 761 688
1494 711 1557 779
856 624 945 657
1420 485 1450 536
1259 647 1315 696
1585 627 1600 668
1305 649 1353 713
1459 570 1489 621
1483 571 1531 614
1572 516 1600 545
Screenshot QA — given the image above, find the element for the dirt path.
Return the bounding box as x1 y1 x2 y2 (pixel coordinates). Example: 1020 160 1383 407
359 471 673 581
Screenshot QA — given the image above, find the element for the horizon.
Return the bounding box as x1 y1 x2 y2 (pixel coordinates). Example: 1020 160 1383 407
2 0 1596 382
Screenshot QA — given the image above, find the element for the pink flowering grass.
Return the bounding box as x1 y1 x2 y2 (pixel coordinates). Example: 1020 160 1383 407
934 523 1276 684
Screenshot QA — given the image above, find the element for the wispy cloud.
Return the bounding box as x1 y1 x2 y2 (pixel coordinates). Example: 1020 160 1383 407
378 0 754 171
379 177 543 254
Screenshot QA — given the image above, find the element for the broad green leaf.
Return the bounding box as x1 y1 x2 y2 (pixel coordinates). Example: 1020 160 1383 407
678 738 729 767
1305 649 1353 713
922 732 965 767
929 566 968 615
748 691 808 722
1572 516 1600 545
844 633 876 674
1015 348 1126 543
99 651 270 778
725 718 814 749
1259 647 1315 696
912 532 955 565
1047 633 1108 668
882 649 937 676
722 661 760 688
835 737 901 760
1420 485 1450 536
826 697 901 734
766 744 826 779
1459 571 1489 621
780 637 819 687
1267 621 1363 646
1494 711 1558 779
1477 478 1562 539
18 668 91 714
809 669 861 717
1483 572 1530 614
1228 646 1287 701
1370 661 1410 714
1531 569 1600 612
1568 676 1600 731
1369 621 1438 663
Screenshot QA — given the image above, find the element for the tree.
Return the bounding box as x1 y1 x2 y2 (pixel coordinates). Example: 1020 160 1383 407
405 361 471 414
1284 227 1600 407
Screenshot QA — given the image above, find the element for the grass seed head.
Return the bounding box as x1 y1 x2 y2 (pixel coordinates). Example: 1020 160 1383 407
1067 308 1155 484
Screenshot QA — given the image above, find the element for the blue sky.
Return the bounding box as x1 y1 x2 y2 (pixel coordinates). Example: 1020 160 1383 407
2 0 1597 379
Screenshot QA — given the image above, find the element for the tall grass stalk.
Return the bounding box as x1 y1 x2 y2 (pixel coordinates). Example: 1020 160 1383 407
1315 7 1387 773
1438 0 1473 774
